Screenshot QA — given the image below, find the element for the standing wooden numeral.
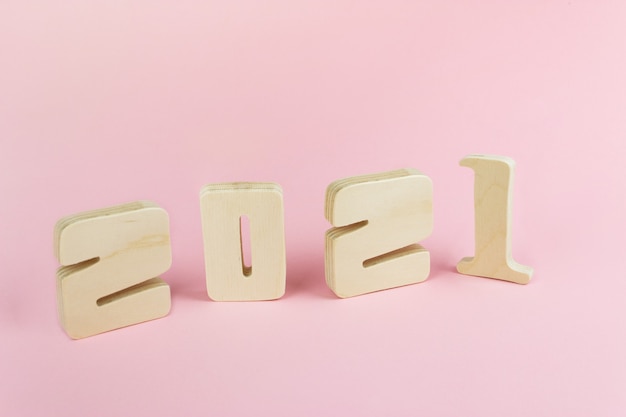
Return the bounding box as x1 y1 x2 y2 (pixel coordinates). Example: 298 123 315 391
457 155 533 284
54 201 172 339
325 169 433 298
200 183 286 301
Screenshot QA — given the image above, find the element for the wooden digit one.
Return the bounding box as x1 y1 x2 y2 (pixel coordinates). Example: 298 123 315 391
325 169 433 298
457 154 533 284
54 201 172 339
200 183 286 301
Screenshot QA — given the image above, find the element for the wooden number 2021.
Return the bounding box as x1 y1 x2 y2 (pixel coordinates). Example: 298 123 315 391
54 154 532 338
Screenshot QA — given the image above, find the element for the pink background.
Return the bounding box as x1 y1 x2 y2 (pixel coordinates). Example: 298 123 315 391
1 1 625 415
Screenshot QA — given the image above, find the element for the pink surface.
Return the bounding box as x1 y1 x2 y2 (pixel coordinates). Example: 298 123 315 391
1 1 625 415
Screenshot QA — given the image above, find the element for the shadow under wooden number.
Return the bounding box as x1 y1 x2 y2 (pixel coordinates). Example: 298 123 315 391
456 154 533 284
325 169 433 298
200 183 286 301
54 201 172 339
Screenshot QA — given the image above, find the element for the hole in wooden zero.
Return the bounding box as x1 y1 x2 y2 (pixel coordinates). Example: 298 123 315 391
239 215 252 277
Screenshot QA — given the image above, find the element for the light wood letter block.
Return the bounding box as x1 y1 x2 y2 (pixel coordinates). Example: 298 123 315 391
456 154 533 284
325 169 433 298
54 201 172 339
200 183 286 301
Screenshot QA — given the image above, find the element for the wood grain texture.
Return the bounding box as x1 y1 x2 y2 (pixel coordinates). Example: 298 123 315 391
200 183 286 301
325 169 433 298
456 154 533 284
54 201 172 339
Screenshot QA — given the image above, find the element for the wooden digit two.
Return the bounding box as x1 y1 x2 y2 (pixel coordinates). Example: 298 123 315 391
54 201 172 339
325 169 434 298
